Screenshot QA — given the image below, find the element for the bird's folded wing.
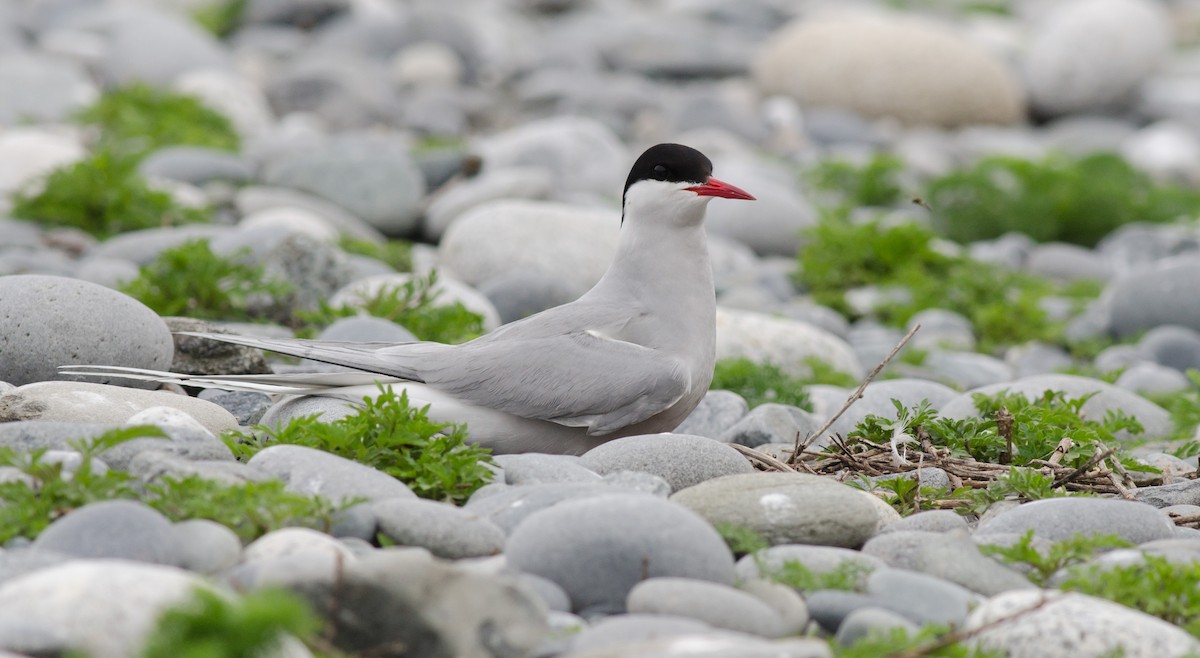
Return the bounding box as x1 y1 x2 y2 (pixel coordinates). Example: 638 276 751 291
417 331 690 436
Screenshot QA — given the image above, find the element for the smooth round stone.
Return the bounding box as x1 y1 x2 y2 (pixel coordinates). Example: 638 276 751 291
719 404 820 449
464 482 639 534
0 559 213 658
862 531 1034 596
836 607 920 647
905 308 976 352
1138 325 1200 372
259 395 358 428
674 390 749 439
264 52 399 131
506 495 735 615
715 308 864 380
87 225 232 264
627 578 784 638
805 590 880 634
1108 255 1200 337
965 590 1200 658
1024 0 1170 117
734 545 883 585
242 527 355 564
1007 342 1075 379
703 161 817 257
0 381 237 435
247 444 416 504
1121 120 1200 182
138 146 252 185
32 501 180 565
1025 242 1114 282
975 498 1177 545
581 433 753 493
754 15 1023 127
235 186 384 242
671 473 882 548
0 420 232 470
237 206 341 244
438 199 619 302
919 351 1014 391
937 374 1171 439
0 275 173 387
73 256 140 290
174 69 275 139
371 498 504 559
566 614 713 653
473 116 627 199
877 510 969 535
601 471 673 497
331 272 500 331
171 519 242 575
519 573 572 613
423 167 553 241
864 568 976 627
0 53 97 124
477 271 581 325
197 390 271 425
0 129 85 199
262 133 426 236
493 454 601 485
98 7 230 86
1114 362 1191 395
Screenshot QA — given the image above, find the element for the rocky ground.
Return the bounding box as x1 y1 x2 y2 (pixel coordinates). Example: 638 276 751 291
4 0 1200 657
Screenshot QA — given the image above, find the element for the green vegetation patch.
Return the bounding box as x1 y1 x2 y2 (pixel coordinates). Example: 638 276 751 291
339 236 414 273
806 153 906 209
77 83 240 158
191 0 248 39
11 149 210 238
710 358 813 410
981 529 1134 586
925 152 1200 248
1063 554 1200 637
142 587 322 658
120 238 290 321
0 426 342 543
225 386 494 505
796 213 1100 353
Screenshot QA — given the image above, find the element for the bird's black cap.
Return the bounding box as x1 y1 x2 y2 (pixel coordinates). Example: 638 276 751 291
622 143 713 203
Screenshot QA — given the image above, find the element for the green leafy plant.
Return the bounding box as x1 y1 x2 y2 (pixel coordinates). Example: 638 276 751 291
833 623 1001 658
710 358 813 409
191 0 248 38
0 426 341 543
225 386 494 504
806 153 906 208
77 83 239 158
1146 370 1200 441
924 152 1200 247
339 236 413 273
11 149 210 238
1061 554 1200 637
796 214 1090 353
295 271 483 344
768 558 873 594
981 529 1133 586
715 522 771 557
142 587 321 658
120 239 291 321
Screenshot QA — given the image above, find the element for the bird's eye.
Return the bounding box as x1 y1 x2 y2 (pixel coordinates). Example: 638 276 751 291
653 164 668 176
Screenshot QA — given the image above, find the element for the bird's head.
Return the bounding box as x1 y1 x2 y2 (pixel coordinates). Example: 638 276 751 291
621 143 755 226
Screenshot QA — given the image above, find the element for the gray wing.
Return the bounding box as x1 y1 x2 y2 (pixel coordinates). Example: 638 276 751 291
413 330 691 436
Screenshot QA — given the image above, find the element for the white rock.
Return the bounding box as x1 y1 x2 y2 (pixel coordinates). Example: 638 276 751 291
242 527 357 564
966 589 1200 658
715 307 864 379
439 199 620 302
392 40 464 87
1120 120 1200 183
1024 0 1172 116
0 381 238 436
126 406 216 438
239 206 341 243
473 117 628 200
175 68 276 139
0 129 85 201
423 167 553 241
754 15 1024 127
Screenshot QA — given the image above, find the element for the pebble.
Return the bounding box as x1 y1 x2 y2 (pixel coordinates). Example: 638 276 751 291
715 308 864 380
0 54 97 124
371 497 505 559
861 531 1035 596
975 497 1179 545
671 473 883 548
581 433 754 493
170 519 243 575
506 494 736 615
247 444 416 503
720 403 820 448
1138 324 1200 372
626 577 785 637
1108 255 1200 338
0 420 233 470
835 607 920 647
32 500 180 565
0 381 238 436
674 390 749 439
494 453 602 485
473 116 628 200
965 590 1200 658
0 274 174 387
465 482 650 534
735 544 884 586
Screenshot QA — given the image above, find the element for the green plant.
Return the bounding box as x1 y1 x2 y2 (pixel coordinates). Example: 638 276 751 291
806 153 906 208
0 426 341 543
339 236 413 273
225 386 494 504
120 239 291 321
924 153 1200 247
1146 370 1200 441
833 623 1000 658
1062 554 1200 636
11 149 210 238
768 558 873 593
981 529 1133 586
191 0 248 38
77 83 239 158
142 587 321 658
795 213 1089 353
714 522 771 557
710 358 813 410
295 271 483 344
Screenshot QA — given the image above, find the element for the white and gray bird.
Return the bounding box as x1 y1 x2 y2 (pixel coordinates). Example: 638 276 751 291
64 143 755 454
